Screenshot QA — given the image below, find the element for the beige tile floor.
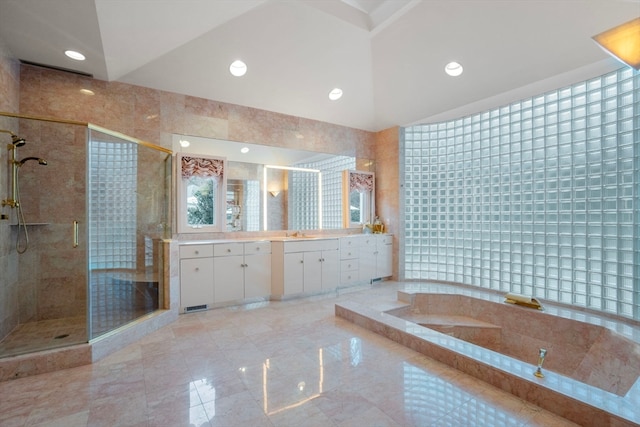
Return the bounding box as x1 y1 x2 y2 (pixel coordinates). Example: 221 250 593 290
0 282 579 427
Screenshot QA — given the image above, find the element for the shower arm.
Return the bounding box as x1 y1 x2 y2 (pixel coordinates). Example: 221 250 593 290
1 142 19 208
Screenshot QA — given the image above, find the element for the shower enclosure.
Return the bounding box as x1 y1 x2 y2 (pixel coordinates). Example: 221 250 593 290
0 113 171 358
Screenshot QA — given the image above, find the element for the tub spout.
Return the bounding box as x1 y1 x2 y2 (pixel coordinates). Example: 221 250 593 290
504 293 544 310
534 348 547 378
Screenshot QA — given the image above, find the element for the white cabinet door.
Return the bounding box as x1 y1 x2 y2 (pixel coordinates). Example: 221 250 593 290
377 240 392 278
245 253 271 299
359 236 377 282
180 257 214 309
303 251 323 293
283 252 304 295
321 249 339 290
214 255 244 303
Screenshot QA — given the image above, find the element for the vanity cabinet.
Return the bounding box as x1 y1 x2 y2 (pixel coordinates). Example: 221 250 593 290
271 238 339 298
179 244 214 312
213 241 272 303
179 240 271 312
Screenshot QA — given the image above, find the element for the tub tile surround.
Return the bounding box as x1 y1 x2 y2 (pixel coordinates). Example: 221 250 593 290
336 282 640 426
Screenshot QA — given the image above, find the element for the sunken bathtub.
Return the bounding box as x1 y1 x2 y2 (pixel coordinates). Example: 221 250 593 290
336 289 640 426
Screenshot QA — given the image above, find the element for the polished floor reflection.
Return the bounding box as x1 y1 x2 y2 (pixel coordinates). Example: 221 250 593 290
0 282 579 426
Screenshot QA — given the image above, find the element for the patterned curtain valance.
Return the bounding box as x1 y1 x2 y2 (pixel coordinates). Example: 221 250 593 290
181 156 224 179
349 172 374 192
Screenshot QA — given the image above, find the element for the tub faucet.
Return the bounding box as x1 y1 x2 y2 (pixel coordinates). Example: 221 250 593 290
534 348 547 378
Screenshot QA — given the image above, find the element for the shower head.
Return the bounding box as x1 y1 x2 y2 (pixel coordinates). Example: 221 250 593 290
11 135 26 147
18 157 47 166
0 129 26 147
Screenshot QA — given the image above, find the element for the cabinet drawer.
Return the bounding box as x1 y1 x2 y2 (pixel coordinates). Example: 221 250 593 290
283 238 339 253
180 244 214 259
341 270 359 284
214 242 244 257
341 259 358 272
361 236 376 247
340 236 361 251
245 241 271 254
340 246 358 260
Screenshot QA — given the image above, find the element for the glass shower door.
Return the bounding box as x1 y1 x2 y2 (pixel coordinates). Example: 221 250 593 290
87 127 170 339
0 117 88 357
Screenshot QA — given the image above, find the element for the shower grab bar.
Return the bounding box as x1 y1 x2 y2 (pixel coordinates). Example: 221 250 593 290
73 220 79 248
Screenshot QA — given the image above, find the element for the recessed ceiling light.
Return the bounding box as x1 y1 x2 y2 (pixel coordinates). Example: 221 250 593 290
65 50 86 61
240 147 250 154
328 88 343 101
445 61 463 77
229 60 247 77
79 88 94 95
179 139 190 147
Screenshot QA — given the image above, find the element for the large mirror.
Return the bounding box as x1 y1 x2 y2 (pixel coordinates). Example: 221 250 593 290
172 135 373 232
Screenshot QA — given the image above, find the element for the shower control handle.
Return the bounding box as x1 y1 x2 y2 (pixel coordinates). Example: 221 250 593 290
73 221 79 248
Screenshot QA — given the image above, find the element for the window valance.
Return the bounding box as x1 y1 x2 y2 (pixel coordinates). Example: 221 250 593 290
349 171 374 192
181 156 224 179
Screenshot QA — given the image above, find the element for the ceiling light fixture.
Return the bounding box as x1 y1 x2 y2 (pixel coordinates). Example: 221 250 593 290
65 50 86 61
592 17 640 70
445 62 463 77
240 147 250 154
328 88 343 101
229 60 247 77
179 139 190 148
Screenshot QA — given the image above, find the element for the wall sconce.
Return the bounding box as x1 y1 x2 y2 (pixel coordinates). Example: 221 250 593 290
269 190 280 197
592 17 640 70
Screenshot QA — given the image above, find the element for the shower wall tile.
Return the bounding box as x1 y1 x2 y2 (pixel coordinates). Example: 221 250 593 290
0 36 20 341
0 37 19 113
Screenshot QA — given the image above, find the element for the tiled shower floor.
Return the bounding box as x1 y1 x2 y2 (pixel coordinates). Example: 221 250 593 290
0 270 158 357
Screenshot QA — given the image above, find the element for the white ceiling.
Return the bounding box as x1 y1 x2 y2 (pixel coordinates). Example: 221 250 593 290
0 0 638 132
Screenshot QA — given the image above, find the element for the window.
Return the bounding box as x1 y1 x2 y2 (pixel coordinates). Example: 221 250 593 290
343 170 375 228
403 66 640 320
177 153 226 233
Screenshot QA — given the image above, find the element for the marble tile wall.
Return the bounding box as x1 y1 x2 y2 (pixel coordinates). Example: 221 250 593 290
409 293 640 396
14 63 401 314
0 36 20 341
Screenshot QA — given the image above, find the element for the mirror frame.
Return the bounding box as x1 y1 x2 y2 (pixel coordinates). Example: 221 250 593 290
342 170 375 229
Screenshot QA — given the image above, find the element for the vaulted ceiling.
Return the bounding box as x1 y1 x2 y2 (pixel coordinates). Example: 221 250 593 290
0 0 638 131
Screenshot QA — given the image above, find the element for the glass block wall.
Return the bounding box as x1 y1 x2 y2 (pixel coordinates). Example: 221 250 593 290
295 155 356 229
403 67 640 320
88 140 137 270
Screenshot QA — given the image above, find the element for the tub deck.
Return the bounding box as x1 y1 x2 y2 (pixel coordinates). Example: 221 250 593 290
335 283 640 427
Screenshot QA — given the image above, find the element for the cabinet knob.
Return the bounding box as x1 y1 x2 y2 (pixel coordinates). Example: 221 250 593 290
194 250 199 255
227 248 231 253
195 267 199 272
300 260 304 264
256 247 260 251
